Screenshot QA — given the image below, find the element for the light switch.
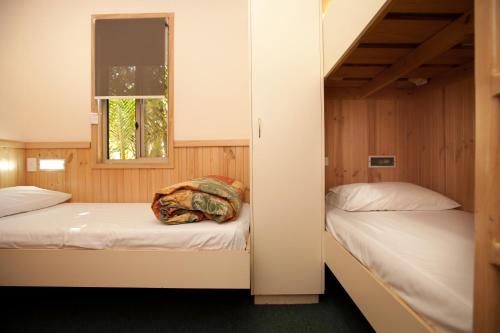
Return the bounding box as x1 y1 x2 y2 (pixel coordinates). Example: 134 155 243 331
325 157 329 167
27 158 37 172
89 113 99 125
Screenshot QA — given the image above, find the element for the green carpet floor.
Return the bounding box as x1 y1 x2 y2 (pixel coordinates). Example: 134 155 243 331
3 268 374 333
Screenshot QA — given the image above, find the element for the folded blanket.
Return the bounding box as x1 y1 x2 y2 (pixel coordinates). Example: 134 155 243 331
151 176 245 225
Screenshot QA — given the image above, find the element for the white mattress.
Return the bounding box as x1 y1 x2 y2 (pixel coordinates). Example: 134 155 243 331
326 205 473 333
0 203 250 251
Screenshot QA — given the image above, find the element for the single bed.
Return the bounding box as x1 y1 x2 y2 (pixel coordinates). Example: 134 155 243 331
324 205 473 333
0 200 251 289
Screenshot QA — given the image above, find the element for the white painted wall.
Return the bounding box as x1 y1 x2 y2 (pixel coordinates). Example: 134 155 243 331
323 0 389 76
0 0 249 142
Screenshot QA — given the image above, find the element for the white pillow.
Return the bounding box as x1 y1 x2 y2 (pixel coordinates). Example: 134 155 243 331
326 182 460 211
0 186 72 218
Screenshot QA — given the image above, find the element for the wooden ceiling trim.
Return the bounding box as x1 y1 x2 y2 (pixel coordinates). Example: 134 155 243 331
389 0 473 14
404 65 457 79
345 47 413 65
384 13 462 20
359 11 473 98
410 61 473 93
332 65 388 79
361 19 453 44
425 47 474 65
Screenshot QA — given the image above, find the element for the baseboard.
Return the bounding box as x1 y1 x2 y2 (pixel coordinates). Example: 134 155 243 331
254 294 319 305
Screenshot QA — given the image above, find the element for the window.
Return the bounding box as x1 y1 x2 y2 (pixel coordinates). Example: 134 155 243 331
91 14 174 167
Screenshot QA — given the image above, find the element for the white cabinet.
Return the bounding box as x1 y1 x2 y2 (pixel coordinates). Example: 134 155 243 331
250 0 324 300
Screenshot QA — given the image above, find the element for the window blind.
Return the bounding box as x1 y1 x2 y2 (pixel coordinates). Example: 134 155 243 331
95 18 167 98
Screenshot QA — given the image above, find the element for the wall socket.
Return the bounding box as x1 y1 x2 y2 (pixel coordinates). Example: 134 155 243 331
89 113 99 125
27 158 37 172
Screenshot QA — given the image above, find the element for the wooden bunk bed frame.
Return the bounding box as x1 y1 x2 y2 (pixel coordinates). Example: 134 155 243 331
0 237 250 289
323 0 476 331
323 231 435 333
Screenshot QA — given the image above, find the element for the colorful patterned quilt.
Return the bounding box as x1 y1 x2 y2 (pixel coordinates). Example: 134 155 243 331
151 176 245 225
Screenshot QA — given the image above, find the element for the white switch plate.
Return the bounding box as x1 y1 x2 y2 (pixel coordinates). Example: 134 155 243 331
325 157 329 166
89 113 99 125
27 158 37 172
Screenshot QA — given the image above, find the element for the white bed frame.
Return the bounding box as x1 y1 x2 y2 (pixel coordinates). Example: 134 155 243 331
0 239 250 289
323 231 436 333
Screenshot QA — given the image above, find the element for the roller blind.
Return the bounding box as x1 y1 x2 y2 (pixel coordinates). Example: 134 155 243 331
95 18 167 98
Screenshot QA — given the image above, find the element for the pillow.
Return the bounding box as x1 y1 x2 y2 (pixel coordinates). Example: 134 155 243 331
326 182 460 211
0 186 71 218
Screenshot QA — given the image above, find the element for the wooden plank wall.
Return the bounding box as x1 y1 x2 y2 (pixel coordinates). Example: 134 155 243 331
25 145 249 203
0 141 26 188
325 73 475 211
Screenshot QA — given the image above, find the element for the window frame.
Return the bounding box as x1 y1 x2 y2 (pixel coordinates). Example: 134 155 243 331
90 13 174 169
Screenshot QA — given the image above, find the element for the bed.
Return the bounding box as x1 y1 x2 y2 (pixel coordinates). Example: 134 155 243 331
323 182 474 333
0 188 251 289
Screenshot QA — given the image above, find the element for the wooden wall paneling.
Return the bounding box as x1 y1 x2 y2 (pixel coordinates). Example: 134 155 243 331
368 98 400 182
24 145 250 203
0 144 25 188
324 72 474 211
446 77 475 211
416 87 447 194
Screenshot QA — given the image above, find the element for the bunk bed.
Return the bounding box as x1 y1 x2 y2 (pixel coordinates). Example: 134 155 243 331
324 199 473 333
322 0 476 332
0 186 250 289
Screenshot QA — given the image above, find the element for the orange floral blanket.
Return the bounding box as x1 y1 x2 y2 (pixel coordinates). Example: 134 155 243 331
151 176 245 225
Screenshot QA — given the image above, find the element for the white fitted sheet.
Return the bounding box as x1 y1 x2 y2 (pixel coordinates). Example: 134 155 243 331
326 205 473 333
0 203 250 251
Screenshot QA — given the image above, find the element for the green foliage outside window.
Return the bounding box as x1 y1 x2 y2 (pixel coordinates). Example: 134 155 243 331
108 99 136 160
107 98 168 160
143 98 168 158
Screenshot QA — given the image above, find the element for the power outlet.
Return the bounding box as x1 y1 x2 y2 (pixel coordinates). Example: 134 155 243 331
89 113 99 125
27 158 37 172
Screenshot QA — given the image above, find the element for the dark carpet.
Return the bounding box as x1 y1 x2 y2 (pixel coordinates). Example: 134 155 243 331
3 268 374 333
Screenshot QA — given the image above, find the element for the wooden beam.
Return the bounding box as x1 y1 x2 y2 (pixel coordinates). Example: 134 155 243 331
0 139 26 149
409 61 474 93
359 11 473 98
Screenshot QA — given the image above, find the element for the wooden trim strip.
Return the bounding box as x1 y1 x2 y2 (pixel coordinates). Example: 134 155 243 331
174 139 249 147
15 139 249 150
25 142 91 149
0 140 26 149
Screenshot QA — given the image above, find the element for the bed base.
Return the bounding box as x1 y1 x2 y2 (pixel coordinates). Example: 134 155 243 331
323 231 436 333
254 295 319 304
0 247 250 289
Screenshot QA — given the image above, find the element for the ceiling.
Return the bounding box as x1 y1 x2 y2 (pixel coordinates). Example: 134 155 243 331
325 0 474 92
